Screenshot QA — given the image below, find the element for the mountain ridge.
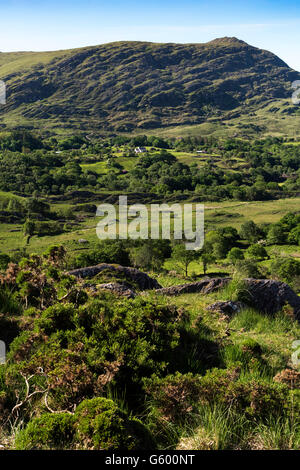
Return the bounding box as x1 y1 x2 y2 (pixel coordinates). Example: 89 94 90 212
0 37 299 134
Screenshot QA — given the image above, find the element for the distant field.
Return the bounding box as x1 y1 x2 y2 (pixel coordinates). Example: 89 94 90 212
80 149 239 175
0 190 25 202
80 161 108 174
1 197 300 257
204 198 300 229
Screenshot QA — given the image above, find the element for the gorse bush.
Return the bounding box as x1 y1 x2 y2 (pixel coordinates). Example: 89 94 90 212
15 398 154 450
0 286 21 315
144 367 290 424
15 413 75 450
1 253 300 450
6 294 192 412
74 398 154 450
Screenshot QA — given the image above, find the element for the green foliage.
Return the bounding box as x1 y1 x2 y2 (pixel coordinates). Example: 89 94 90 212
267 224 287 245
69 240 130 269
145 368 290 424
270 257 300 284
15 413 75 450
15 398 155 450
0 286 21 314
227 247 244 263
246 244 268 260
234 259 262 279
7 291 190 412
129 240 171 272
36 304 77 334
74 397 154 450
170 242 200 277
0 242 299 450
219 278 252 303
0 131 43 152
0 253 10 270
239 221 263 244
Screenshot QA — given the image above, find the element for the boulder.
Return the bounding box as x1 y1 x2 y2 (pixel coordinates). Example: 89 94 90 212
244 278 300 321
206 301 244 316
67 263 162 290
154 278 231 296
155 277 300 321
96 282 136 298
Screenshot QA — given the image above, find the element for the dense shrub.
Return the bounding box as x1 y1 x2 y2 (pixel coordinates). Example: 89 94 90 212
6 294 190 411
144 368 290 423
270 258 300 284
15 413 75 450
74 398 154 450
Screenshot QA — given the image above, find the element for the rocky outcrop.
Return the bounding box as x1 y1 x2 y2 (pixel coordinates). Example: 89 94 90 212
70 265 300 321
154 278 231 296
244 278 300 321
96 282 136 298
206 301 244 316
67 263 162 290
155 277 300 321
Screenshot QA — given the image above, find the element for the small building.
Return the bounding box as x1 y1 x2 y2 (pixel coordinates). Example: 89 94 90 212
134 147 147 154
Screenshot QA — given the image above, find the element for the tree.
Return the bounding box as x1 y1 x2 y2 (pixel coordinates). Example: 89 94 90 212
239 220 263 244
26 198 50 217
205 231 229 259
246 244 268 261
200 252 215 276
227 247 245 264
270 258 300 284
129 240 171 272
23 219 35 244
171 243 199 277
288 225 300 245
267 224 286 245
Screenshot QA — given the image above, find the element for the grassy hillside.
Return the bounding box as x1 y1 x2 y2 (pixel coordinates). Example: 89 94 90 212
0 38 300 135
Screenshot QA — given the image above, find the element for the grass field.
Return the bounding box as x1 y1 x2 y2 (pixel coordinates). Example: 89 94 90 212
78 148 248 177
1 197 300 265
80 161 108 174
204 198 300 229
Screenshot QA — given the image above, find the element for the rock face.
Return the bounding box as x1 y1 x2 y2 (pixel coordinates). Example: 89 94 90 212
69 265 300 321
206 301 244 316
155 278 231 296
244 278 300 321
96 282 136 298
155 277 300 321
67 263 162 290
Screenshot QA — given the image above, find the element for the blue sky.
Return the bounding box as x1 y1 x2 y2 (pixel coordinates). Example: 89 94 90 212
1 0 300 70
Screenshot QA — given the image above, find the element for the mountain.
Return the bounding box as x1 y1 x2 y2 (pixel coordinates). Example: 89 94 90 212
0 37 299 134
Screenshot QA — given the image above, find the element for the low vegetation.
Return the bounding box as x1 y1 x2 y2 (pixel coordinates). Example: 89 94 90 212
0 128 300 450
